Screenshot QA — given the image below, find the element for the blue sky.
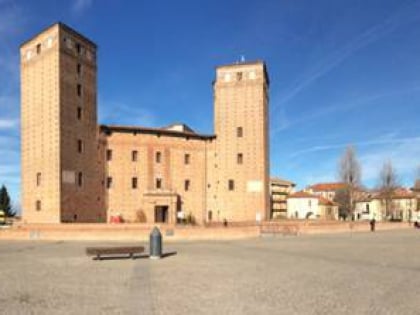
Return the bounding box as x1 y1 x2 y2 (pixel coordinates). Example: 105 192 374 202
1 0 420 210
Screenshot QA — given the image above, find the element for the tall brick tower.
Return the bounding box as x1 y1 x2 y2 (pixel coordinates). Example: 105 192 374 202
21 23 105 223
211 61 270 222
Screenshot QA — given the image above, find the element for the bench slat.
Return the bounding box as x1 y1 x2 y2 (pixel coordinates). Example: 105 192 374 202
86 246 144 256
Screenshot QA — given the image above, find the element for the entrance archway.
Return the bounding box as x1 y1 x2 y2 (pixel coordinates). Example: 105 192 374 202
154 206 169 223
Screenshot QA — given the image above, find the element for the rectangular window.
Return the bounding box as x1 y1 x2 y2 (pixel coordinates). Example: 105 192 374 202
77 107 82 120
184 153 190 165
76 43 81 54
156 151 161 163
77 63 81 74
156 178 162 189
228 180 235 191
184 180 190 191
77 139 83 153
132 150 138 162
237 72 243 81
36 172 41 186
77 84 82 97
36 44 41 54
237 127 243 137
106 149 112 161
36 200 41 211
237 153 243 164
132 177 138 189
106 177 113 189
77 172 83 187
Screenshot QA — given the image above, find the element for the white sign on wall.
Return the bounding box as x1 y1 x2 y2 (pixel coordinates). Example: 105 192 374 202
247 180 263 192
62 170 75 184
177 211 185 219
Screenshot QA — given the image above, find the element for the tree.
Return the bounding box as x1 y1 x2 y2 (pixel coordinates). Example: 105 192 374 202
334 189 350 220
0 185 15 217
378 160 398 219
337 145 361 219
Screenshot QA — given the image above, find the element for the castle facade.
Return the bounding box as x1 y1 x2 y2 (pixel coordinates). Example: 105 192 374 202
20 23 270 224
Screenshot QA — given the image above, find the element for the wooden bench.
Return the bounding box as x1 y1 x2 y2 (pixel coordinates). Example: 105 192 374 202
86 246 145 260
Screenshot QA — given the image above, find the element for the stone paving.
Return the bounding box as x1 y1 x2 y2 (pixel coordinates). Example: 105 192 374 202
0 230 419 314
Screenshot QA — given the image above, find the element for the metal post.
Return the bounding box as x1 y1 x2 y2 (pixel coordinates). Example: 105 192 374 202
149 227 162 259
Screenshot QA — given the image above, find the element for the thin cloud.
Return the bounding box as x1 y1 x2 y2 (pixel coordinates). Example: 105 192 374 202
99 99 159 128
71 0 93 14
289 135 420 158
272 1 420 112
0 118 18 129
271 84 420 134
294 138 420 188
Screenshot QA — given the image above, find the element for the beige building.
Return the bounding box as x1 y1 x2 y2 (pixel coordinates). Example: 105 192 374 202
306 182 347 201
286 191 339 220
270 177 295 219
20 23 270 224
355 188 417 221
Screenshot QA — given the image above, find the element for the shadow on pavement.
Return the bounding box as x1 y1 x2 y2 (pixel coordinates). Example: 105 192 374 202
92 251 177 261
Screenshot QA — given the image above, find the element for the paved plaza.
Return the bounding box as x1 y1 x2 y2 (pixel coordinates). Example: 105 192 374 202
0 230 419 314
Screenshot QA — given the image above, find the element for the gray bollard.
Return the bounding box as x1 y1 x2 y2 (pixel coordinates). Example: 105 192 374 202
149 227 162 259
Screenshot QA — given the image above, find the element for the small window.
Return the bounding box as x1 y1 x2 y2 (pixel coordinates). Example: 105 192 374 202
77 84 82 97
106 149 112 161
132 177 138 189
36 172 41 186
77 172 83 187
76 43 81 54
36 200 41 211
77 139 83 153
184 154 190 165
208 210 213 221
156 151 161 163
106 177 113 189
77 107 82 120
237 72 243 81
237 127 243 137
237 153 243 164
184 180 190 191
36 44 41 54
77 63 82 74
228 180 235 191
132 150 138 162
156 178 162 189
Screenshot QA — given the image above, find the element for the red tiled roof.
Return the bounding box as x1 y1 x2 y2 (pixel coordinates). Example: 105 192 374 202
288 191 318 199
318 196 338 206
373 189 416 200
309 182 347 192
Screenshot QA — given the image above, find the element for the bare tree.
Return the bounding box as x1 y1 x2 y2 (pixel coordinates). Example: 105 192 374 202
378 160 399 219
337 145 361 219
414 165 420 211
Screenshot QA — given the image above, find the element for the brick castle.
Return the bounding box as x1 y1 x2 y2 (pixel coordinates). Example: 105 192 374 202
20 23 270 224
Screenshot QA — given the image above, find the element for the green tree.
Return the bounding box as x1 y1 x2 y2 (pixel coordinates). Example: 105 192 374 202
0 185 15 217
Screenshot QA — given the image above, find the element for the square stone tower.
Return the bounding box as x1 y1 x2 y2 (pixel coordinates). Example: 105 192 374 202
211 61 270 222
21 23 105 223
